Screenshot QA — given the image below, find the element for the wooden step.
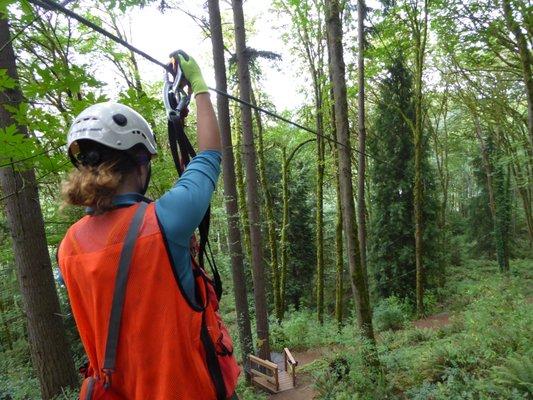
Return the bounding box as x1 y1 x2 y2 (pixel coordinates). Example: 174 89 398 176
251 370 294 393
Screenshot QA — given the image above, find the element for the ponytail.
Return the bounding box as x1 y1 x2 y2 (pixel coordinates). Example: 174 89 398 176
62 161 124 214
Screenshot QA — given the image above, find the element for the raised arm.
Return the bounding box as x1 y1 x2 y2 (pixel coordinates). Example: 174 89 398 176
175 51 221 152
156 52 222 244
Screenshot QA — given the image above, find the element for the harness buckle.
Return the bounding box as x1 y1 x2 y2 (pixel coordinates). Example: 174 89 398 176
102 368 114 390
163 58 191 118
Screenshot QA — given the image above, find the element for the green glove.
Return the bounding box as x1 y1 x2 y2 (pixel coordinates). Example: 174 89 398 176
170 50 209 96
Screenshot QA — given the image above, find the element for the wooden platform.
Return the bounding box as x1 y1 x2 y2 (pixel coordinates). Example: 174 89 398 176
251 370 294 393
249 348 298 394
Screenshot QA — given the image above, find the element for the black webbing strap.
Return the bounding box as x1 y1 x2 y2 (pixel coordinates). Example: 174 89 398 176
200 312 227 400
102 202 148 388
167 112 223 300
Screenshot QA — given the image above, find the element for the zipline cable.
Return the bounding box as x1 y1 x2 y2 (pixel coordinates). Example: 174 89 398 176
0 159 69 202
0 142 66 169
25 0 391 166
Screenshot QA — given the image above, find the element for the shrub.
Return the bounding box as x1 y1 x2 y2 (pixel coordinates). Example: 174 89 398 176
373 296 410 332
492 353 533 396
313 352 393 400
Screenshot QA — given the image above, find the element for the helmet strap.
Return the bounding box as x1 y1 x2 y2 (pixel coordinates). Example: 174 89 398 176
139 163 151 196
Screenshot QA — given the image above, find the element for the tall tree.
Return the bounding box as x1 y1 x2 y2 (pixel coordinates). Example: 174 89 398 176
325 0 375 342
250 87 281 322
275 0 327 324
231 97 253 265
357 0 368 281
501 0 532 150
279 138 314 319
207 0 254 364
231 0 270 360
328 43 344 328
0 16 78 399
334 148 344 328
405 0 430 316
369 56 416 299
471 109 511 271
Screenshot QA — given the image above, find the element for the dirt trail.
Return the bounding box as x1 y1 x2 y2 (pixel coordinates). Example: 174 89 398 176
267 313 452 399
268 348 324 400
412 312 450 330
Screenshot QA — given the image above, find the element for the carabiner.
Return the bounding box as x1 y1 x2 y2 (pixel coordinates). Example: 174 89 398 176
163 57 191 118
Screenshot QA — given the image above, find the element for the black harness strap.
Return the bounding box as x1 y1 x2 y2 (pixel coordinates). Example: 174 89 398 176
167 109 222 300
200 312 227 400
102 202 148 388
165 55 226 398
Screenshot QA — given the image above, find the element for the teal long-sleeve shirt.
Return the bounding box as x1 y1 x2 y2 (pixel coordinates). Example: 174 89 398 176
155 150 221 306
80 150 221 307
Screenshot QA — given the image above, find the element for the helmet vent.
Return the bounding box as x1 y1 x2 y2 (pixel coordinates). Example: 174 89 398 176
71 127 103 134
112 113 128 126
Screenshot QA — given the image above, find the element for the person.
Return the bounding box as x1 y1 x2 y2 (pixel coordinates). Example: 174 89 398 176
58 52 239 399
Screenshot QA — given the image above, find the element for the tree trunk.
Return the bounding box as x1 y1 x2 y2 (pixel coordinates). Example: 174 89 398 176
250 88 281 323
280 139 314 320
232 101 252 265
334 149 344 329
280 146 289 319
473 117 510 271
0 17 78 399
501 0 533 151
207 0 254 366
231 0 270 360
411 0 429 317
328 37 343 330
493 153 511 272
316 117 325 325
325 0 375 343
357 0 368 282
0 296 13 350
509 161 533 245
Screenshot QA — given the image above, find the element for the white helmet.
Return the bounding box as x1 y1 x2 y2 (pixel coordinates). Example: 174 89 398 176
67 102 157 157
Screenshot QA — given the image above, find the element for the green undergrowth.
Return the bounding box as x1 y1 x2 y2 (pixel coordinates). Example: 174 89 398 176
2 259 531 400
239 259 532 399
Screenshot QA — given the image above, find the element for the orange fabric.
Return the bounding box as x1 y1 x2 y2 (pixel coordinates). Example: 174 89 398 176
197 267 240 395
58 203 218 399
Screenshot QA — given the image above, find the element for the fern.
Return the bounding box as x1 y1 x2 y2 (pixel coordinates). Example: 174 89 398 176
492 354 533 395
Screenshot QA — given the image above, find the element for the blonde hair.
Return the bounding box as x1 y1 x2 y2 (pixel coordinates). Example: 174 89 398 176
62 161 124 214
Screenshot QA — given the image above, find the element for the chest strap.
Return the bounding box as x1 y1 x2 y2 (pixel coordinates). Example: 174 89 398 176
102 202 148 388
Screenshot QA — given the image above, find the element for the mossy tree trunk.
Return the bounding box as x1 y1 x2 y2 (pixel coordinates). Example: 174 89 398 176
250 88 281 322
328 37 344 329
325 0 375 343
334 147 344 329
316 118 325 324
207 0 254 367
406 0 430 317
0 17 78 399
231 0 271 360
280 139 315 320
277 0 327 324
280 146 289 319
357 0 368 283
473 115 510 272
232 97 252 265
501 0 533 151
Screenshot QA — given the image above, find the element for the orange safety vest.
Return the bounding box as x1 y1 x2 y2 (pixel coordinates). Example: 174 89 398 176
58 202 239 399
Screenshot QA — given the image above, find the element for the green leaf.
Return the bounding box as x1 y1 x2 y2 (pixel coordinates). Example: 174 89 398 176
0 69 16 90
